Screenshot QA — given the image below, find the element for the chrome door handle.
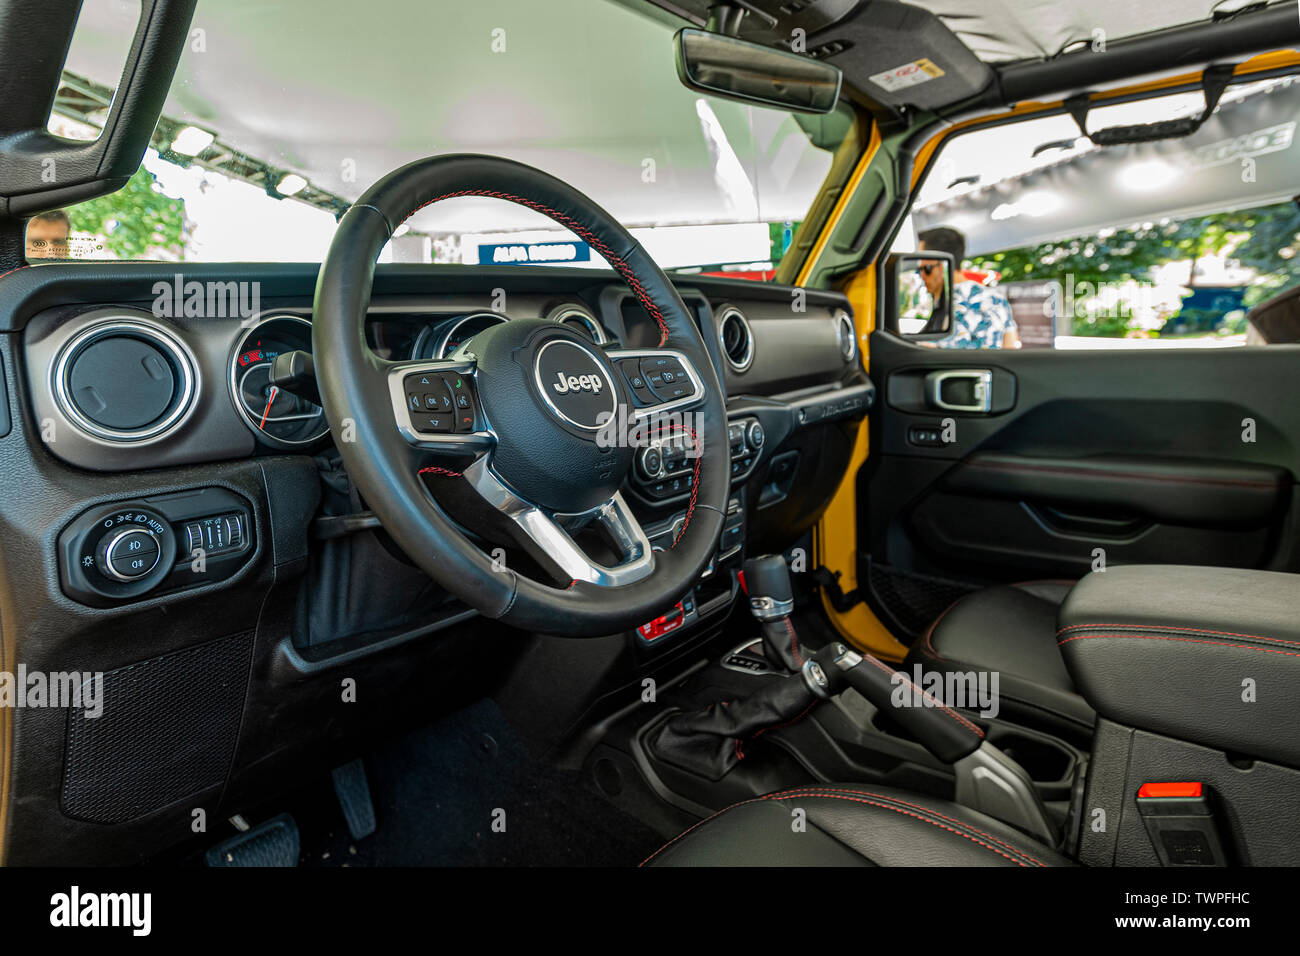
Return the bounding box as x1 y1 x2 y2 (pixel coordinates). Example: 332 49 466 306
925 369 992 413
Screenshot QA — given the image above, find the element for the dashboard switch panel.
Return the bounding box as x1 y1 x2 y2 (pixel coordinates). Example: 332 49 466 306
59 488 255 607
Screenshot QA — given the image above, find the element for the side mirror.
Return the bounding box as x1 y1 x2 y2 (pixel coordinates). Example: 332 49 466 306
885 251 955 338
674 28 842 114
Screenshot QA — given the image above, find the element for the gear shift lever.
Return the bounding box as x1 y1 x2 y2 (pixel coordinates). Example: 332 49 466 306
743 554 805 672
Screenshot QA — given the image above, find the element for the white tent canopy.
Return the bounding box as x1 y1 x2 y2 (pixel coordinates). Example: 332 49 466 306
64 0 835 236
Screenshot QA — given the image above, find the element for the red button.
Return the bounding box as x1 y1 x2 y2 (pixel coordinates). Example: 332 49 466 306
638 602 685 641
1137 782 1203 799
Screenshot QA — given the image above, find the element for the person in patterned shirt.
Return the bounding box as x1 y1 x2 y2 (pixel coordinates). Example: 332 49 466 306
917 227 1021 350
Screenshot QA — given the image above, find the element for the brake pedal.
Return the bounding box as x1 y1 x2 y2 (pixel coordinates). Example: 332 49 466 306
331 758 377 840
205 813 300 867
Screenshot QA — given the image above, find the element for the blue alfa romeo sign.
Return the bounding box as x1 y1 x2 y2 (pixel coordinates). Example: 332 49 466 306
479 240 592 265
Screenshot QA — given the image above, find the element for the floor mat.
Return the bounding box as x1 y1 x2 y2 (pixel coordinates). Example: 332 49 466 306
308 699 663 867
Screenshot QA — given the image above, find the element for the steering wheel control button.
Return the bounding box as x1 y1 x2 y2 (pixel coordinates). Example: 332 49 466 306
413 413 453 433
617 359 657 406
637 446 665 481
403 372 466 434
642 355 694 401
447 375 477 431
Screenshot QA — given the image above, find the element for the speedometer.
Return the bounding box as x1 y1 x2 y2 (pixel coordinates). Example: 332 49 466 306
229 315 330 446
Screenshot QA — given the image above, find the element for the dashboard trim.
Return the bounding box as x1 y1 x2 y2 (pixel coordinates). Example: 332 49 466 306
49 313 200 446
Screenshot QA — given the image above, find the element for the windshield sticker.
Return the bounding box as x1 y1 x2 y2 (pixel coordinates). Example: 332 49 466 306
870 58 944 93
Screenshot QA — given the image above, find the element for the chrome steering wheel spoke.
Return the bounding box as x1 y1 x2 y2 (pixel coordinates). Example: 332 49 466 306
462 457 655 587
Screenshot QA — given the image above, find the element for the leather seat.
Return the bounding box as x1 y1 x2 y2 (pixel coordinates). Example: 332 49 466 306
644 785 1071 867
904 581 1095 742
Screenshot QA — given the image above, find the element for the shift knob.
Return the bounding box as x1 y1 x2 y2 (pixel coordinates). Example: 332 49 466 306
744 554 794 622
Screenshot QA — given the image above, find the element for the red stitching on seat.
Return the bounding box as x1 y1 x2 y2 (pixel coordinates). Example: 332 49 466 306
922 580 1068 663
862 653 985 738
639 788 1048 867
639 797 765 866
1058 622 1300 646
764 787 1047 866
1057 633 1300 659
394 189 671 346
921 597 961 661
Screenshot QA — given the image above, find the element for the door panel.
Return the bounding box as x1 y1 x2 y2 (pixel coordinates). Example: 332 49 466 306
861 331 1300 637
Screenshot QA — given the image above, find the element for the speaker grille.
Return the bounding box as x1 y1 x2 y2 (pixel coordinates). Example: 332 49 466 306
61 631 254 824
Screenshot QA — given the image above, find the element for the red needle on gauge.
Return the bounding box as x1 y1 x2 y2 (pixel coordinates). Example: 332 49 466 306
259 385 279 430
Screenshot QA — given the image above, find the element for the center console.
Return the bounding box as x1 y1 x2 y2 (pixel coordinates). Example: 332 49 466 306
1061 564 1300 866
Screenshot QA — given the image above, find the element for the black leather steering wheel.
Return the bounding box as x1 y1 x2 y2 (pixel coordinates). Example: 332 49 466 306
313 155 729 636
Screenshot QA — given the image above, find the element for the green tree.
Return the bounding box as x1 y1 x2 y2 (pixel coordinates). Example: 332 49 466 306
1207 203 1300 305
970 200 1300 329
68 166 185 260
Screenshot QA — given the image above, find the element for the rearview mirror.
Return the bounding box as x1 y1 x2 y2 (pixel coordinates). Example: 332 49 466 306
674 28 842 114
886 251 954 337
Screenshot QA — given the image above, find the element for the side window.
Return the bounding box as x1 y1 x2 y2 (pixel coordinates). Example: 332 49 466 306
901 75 1300 349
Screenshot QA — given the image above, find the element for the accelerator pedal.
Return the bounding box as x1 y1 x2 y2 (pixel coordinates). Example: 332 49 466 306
331 758 377 840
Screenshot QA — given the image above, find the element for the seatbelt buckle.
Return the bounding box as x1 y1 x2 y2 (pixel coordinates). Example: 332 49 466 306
1135 782 1229 866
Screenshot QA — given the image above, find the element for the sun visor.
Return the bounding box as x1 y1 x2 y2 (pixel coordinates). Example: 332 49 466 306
808 1 994 110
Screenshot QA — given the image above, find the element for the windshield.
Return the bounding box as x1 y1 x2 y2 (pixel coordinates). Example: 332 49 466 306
33 0 858 276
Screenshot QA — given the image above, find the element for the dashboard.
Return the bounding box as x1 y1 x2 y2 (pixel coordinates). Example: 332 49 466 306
11 263 872 632
0 262 873 865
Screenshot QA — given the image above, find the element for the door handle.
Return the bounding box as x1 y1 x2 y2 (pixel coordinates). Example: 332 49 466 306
925 369 992 413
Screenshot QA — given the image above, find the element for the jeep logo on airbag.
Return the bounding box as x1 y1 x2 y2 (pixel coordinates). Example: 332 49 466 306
551 371 604 395
533 338 616 431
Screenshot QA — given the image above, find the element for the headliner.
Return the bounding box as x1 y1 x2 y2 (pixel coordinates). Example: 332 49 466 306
64 0 838 233
902 0 1286 63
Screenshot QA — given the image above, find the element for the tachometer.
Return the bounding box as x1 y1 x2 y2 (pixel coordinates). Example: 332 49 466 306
410 312 510 359
229 315 329 446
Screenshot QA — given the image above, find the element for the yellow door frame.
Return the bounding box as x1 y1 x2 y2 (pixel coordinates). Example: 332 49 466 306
804 48 1300 661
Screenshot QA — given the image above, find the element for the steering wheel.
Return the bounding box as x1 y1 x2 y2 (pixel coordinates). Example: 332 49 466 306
312 155 729 636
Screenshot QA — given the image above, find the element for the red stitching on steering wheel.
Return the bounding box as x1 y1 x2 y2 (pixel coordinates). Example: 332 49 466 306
650 423 701 548
394 190 671 347
417 465 463 478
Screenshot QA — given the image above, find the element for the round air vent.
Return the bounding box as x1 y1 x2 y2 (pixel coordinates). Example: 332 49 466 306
717 306 754 372
835 309 857 363
53 319 196 443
